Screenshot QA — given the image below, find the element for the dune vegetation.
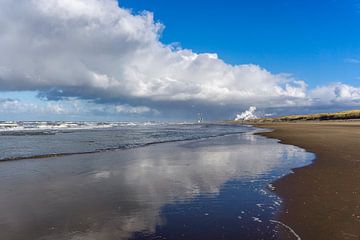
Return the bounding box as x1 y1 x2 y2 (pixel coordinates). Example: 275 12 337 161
234 109 360 123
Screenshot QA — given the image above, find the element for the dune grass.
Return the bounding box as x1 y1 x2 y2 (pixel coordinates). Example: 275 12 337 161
232 109 360 123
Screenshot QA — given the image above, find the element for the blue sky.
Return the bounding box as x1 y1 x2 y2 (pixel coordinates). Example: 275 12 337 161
120 0 360 87
0 0 359 121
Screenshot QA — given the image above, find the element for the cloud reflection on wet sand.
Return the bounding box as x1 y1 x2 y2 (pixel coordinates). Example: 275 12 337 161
0 133 312 240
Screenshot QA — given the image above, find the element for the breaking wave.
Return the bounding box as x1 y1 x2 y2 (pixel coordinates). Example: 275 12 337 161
0 122 254 161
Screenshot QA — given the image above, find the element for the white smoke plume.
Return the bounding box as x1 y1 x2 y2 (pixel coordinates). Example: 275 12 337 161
235 106 258 120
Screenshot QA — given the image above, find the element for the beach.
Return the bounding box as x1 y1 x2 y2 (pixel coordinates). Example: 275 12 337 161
1 121 358 239
0 126 313 240
256 122 360 240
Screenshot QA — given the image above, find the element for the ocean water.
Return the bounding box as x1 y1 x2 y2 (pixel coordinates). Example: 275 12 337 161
0 122 314 239
0 121 251 160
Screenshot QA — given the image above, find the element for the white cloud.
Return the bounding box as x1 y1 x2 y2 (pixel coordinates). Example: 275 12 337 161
0 0 359 119
115 104 156 114
0 0 307 106
310 83 360 105
0 98 71 114
0 97 159 118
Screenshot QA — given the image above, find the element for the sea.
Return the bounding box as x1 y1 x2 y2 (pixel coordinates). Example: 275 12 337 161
0 121 253 161
0 121 314 239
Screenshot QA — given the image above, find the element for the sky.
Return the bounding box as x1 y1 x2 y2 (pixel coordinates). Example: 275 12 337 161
0 0 359 121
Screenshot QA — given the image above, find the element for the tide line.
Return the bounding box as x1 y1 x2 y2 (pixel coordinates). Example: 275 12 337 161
270 219 301 240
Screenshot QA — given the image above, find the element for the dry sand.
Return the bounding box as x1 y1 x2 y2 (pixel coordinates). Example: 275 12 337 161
256 122 360 240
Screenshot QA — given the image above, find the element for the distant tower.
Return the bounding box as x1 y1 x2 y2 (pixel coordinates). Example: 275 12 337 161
197 113 203 123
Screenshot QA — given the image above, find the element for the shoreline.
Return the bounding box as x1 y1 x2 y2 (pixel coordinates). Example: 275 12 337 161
255 122 360 240
0 132 309 239
0 128 250 162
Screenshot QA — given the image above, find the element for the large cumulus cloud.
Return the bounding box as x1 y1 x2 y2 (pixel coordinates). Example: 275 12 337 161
0 0 359 118
310 83 360 106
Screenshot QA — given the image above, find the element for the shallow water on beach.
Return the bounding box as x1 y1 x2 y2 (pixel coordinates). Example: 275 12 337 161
0 129 314 240
0 122 251 160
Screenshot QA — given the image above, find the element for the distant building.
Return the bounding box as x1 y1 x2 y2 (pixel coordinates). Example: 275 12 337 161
197 113 204 123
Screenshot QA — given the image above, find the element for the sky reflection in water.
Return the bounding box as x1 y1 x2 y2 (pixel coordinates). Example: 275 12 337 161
0 131 313 240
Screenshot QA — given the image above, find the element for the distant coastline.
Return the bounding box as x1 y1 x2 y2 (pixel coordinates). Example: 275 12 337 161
231 109 360 124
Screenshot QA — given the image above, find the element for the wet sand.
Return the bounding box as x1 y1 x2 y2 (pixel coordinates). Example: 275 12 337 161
0 133 313 240
256 122 360 240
